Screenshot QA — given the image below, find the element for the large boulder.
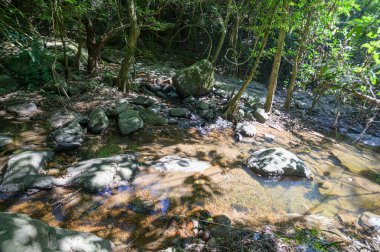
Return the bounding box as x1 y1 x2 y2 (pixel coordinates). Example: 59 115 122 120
172 59 214 97
139 109 168 126
0 151 54 192
0 212 113 252
88 108 109 134
247 148 312 178
118 109 144 135
54 154 139 192
49 121 85 151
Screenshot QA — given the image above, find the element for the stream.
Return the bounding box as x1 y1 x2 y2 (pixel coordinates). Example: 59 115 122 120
0 116 379 249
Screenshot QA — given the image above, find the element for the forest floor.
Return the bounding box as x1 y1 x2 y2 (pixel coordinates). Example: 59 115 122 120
0 58 379 251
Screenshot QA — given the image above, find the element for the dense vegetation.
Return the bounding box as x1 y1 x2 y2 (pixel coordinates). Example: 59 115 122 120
1 0 379 117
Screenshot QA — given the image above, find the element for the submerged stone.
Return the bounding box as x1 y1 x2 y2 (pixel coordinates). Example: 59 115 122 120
151 155 210 173
54 154 139 192
0 212 113 252
172 59 214 97
0 151 54 192
247 148 312 179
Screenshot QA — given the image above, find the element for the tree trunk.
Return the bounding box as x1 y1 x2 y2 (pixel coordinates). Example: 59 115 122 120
74 18 83 70
83 17 101 74
210 0 233 65
264 0 289 113
223 0 280 118
284 11 312 111
117 0 140 92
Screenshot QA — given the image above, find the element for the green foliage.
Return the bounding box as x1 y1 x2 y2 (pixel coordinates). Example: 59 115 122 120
289 228 343 252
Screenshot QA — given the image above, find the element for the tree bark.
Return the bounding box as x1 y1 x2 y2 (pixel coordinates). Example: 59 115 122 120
284 10 312 110
210 0 233 65
117 0 140 92
223 0 280 118
264 0 289 113
83 17 126 75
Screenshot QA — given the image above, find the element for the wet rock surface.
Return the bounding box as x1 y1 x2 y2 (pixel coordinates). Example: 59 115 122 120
0 212 113 252
247 148 312 178
0 151 54 192
172 59 214 97
151 155 211 172
54 154 139 192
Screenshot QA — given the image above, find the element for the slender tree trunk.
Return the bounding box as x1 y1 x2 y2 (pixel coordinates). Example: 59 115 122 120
117 0 140 92
210 0 233 65
264 0 289 113
223 0 280 118
284 11 312 110
74 18 83 70
83 17 100 74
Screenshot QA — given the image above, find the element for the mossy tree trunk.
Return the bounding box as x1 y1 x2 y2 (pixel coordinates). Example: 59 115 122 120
264 0 289 113
117 0 140 92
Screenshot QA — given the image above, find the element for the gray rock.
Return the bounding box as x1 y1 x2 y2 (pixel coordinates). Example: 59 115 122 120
247 148 312 178
253 108 269 123
199 109 214 122
0 151 54 192
7 102 38 118
54 154 138 192
134 96 155 107
0 136 13 148
88 107 109 134
172 59 214 97
48 110 80 129
169 108 190 118
118 109 144 135
237 122 256 137
264 134 275 142
0 212 113 252
49 121 85 151
151 155 210 173
357 212 380 233
139 109 168 126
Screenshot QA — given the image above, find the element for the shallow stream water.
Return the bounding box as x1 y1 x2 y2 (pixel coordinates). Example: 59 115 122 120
0 117 379 249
